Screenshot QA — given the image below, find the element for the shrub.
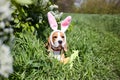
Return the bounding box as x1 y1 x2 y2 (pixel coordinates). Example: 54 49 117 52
11 0 62 38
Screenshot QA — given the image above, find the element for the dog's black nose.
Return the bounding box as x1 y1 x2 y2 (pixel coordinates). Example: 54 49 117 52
58 40 62 44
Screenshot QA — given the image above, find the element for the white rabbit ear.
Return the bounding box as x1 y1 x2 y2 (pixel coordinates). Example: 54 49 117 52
47 12 58 31
61 16 71 32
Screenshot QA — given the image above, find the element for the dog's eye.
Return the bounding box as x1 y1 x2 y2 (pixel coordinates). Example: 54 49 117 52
62 36 64 38
53 36 57 38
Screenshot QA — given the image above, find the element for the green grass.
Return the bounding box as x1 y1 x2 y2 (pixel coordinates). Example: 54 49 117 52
3 13 120 80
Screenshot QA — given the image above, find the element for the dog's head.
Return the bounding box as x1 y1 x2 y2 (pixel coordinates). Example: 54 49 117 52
47 12 72 51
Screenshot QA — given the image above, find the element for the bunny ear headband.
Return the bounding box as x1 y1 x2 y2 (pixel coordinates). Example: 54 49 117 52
47 12 72 32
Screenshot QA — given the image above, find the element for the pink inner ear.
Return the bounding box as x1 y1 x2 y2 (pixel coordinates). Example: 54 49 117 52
49 19 57 27
48 12 58 30
61 16 71 27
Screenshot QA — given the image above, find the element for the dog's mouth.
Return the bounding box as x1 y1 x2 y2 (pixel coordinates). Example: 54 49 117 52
58 44 63 47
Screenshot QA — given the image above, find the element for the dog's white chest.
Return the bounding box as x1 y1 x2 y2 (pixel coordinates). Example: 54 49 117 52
53 51 61 60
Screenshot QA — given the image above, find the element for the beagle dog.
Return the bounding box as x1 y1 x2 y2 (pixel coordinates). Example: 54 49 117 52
46 12 72 64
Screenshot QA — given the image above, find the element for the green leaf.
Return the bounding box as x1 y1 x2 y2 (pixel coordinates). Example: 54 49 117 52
69 50 79 63
31 26 35 32
14 18 19 23
15 0 33 5
69 50 79 69
35 24 39 28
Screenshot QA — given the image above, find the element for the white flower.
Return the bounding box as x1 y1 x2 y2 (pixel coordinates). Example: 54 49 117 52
50 11 63 20
0 21 5 29
4 28 13 33
0 40 2 45
49 4 58 10
41 0 49 8
0 0 12 20
0 0 13 77
0 44 13 78
54 12 63 20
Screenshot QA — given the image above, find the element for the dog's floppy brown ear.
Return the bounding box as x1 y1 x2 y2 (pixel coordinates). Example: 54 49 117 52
63 43 67 52
46 37 51 52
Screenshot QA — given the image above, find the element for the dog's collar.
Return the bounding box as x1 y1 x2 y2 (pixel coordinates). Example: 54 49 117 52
51 46 62 51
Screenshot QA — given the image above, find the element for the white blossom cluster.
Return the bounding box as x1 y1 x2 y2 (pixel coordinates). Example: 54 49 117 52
41 0 49 8
0 0 13 78
0 0 12 20
49 4 58 11
50 11 63 22
49 4 63 21
0 44 13 78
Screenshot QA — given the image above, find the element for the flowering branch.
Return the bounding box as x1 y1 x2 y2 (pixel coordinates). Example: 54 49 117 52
0 0 13 78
